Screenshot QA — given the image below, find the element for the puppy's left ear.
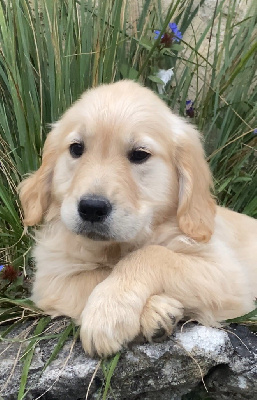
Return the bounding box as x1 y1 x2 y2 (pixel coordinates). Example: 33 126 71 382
175 121 216 242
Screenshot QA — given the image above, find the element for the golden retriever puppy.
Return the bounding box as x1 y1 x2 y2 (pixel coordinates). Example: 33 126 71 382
19 80 257 357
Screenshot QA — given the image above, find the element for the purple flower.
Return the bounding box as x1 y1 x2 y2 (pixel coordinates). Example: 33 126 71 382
0 265 4 272
168 22 183 42
154 22 183 44
186 100 195 118
154 30 164 40
253 129 257 135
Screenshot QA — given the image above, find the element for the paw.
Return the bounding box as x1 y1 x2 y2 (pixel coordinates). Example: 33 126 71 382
140 294 184 342
80 285 142 357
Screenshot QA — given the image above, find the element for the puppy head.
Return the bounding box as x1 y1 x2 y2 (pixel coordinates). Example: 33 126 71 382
19 80 215 243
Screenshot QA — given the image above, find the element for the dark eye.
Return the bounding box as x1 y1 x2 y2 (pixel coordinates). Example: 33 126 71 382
128 149 151 164
69 142 84 158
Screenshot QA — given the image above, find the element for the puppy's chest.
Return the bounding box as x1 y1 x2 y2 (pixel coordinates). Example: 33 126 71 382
102 243 123 267
70 242 131 270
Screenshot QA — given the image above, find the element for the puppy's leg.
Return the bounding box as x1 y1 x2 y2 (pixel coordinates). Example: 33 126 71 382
80 245 254 357
32 267 111 322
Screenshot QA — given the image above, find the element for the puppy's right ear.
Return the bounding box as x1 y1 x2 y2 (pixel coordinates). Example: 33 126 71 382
19 130 57 226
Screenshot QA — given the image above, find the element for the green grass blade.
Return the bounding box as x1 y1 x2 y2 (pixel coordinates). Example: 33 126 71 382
18 316 51 400
102 352 121 400
42 322 74 372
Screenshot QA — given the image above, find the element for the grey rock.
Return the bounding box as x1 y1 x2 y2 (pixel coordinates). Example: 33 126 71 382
0 321 256 400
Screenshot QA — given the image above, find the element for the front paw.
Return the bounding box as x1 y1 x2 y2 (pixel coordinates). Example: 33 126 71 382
140 294 184 342
80 287 142 357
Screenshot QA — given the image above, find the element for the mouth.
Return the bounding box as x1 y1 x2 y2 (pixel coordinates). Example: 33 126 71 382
85 231 111 241
76 222 112 241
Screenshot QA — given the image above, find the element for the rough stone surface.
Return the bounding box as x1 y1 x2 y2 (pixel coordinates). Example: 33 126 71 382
0 321 256 399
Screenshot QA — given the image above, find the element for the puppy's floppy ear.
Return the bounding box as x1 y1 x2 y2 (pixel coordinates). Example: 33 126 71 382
19 129 57 226
175 121 216 242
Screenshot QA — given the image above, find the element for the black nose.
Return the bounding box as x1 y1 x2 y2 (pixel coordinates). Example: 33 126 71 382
78 196 112 223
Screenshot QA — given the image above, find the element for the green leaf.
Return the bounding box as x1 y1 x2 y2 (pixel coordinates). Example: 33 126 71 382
233 176 252 183
226 307 257 323
102 352 121 400
148 75 165 84
0 298 40 311
42 322 74 372
18 316 51 400
171 43 184 51
138 36 153 50
120 64 138 80
216 178 232 193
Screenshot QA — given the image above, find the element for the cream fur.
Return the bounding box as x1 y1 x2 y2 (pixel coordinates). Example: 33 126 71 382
19 80 257 357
